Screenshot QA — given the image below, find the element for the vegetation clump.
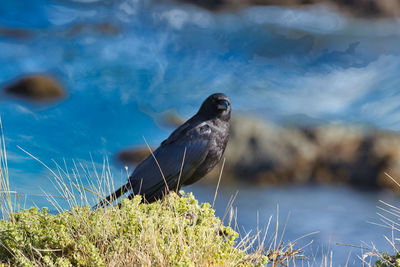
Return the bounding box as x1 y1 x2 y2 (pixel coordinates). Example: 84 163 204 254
0 192 268 266
374 252 400 267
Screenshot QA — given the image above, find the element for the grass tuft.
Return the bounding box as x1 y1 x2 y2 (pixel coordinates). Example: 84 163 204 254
0 192 270 266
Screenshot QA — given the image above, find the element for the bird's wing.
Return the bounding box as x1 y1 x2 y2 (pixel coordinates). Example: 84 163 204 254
129 123 211 201
161 116 201 146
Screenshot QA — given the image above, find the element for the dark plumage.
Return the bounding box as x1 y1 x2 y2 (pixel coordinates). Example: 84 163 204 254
94 93 231 208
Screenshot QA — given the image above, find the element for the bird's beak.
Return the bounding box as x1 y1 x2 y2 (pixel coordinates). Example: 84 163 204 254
217 100 229 111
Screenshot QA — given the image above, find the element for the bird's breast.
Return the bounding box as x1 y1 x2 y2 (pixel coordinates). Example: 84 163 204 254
198 121 230 171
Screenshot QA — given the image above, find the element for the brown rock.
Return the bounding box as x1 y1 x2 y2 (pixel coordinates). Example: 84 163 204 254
66 22 120 38
0 26 34 40
222 115 317 184
174 0 400 18
4 75 66 103
156 110 184 128
116 147 153 166
208 114 400 192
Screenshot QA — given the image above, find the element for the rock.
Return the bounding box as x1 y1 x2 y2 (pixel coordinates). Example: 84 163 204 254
158 110 185 128
211 115 400 192
3 75 66 103
174 0 400 18
0 26 34 40
66 22 120 38
222 115 316 184
116 147 153 166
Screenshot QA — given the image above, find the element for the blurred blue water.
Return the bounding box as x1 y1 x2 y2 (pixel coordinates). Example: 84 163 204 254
191 184 400 266
1 0 400 265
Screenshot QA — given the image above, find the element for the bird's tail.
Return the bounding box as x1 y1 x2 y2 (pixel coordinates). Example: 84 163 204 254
92 183 131 209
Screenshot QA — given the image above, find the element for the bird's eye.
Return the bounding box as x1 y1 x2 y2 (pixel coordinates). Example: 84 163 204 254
217 100 229 111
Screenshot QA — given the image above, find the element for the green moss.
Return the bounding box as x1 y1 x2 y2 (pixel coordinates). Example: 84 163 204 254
0 192 268 266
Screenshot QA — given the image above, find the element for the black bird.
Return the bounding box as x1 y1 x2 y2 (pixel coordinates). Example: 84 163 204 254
94 93 231 207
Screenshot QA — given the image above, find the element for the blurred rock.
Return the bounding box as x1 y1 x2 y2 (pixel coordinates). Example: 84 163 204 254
0 26 34 40
156 110 185 128
209 115 400 192
175 0 400 17
220 115 317 185
116 147 152 166
66 22 121 37
139 106 185 130
3 75 66 103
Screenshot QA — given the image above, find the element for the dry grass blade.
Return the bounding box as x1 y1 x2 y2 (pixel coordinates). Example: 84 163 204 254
212 157 225 208
143 136 169 192
361 173 400 266
176 147 186 193
0 117 13 220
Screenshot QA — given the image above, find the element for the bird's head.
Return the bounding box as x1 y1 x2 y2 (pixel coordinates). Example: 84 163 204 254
198 93 231 121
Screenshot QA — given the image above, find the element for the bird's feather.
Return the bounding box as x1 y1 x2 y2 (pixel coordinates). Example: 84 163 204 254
129 123 211 201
